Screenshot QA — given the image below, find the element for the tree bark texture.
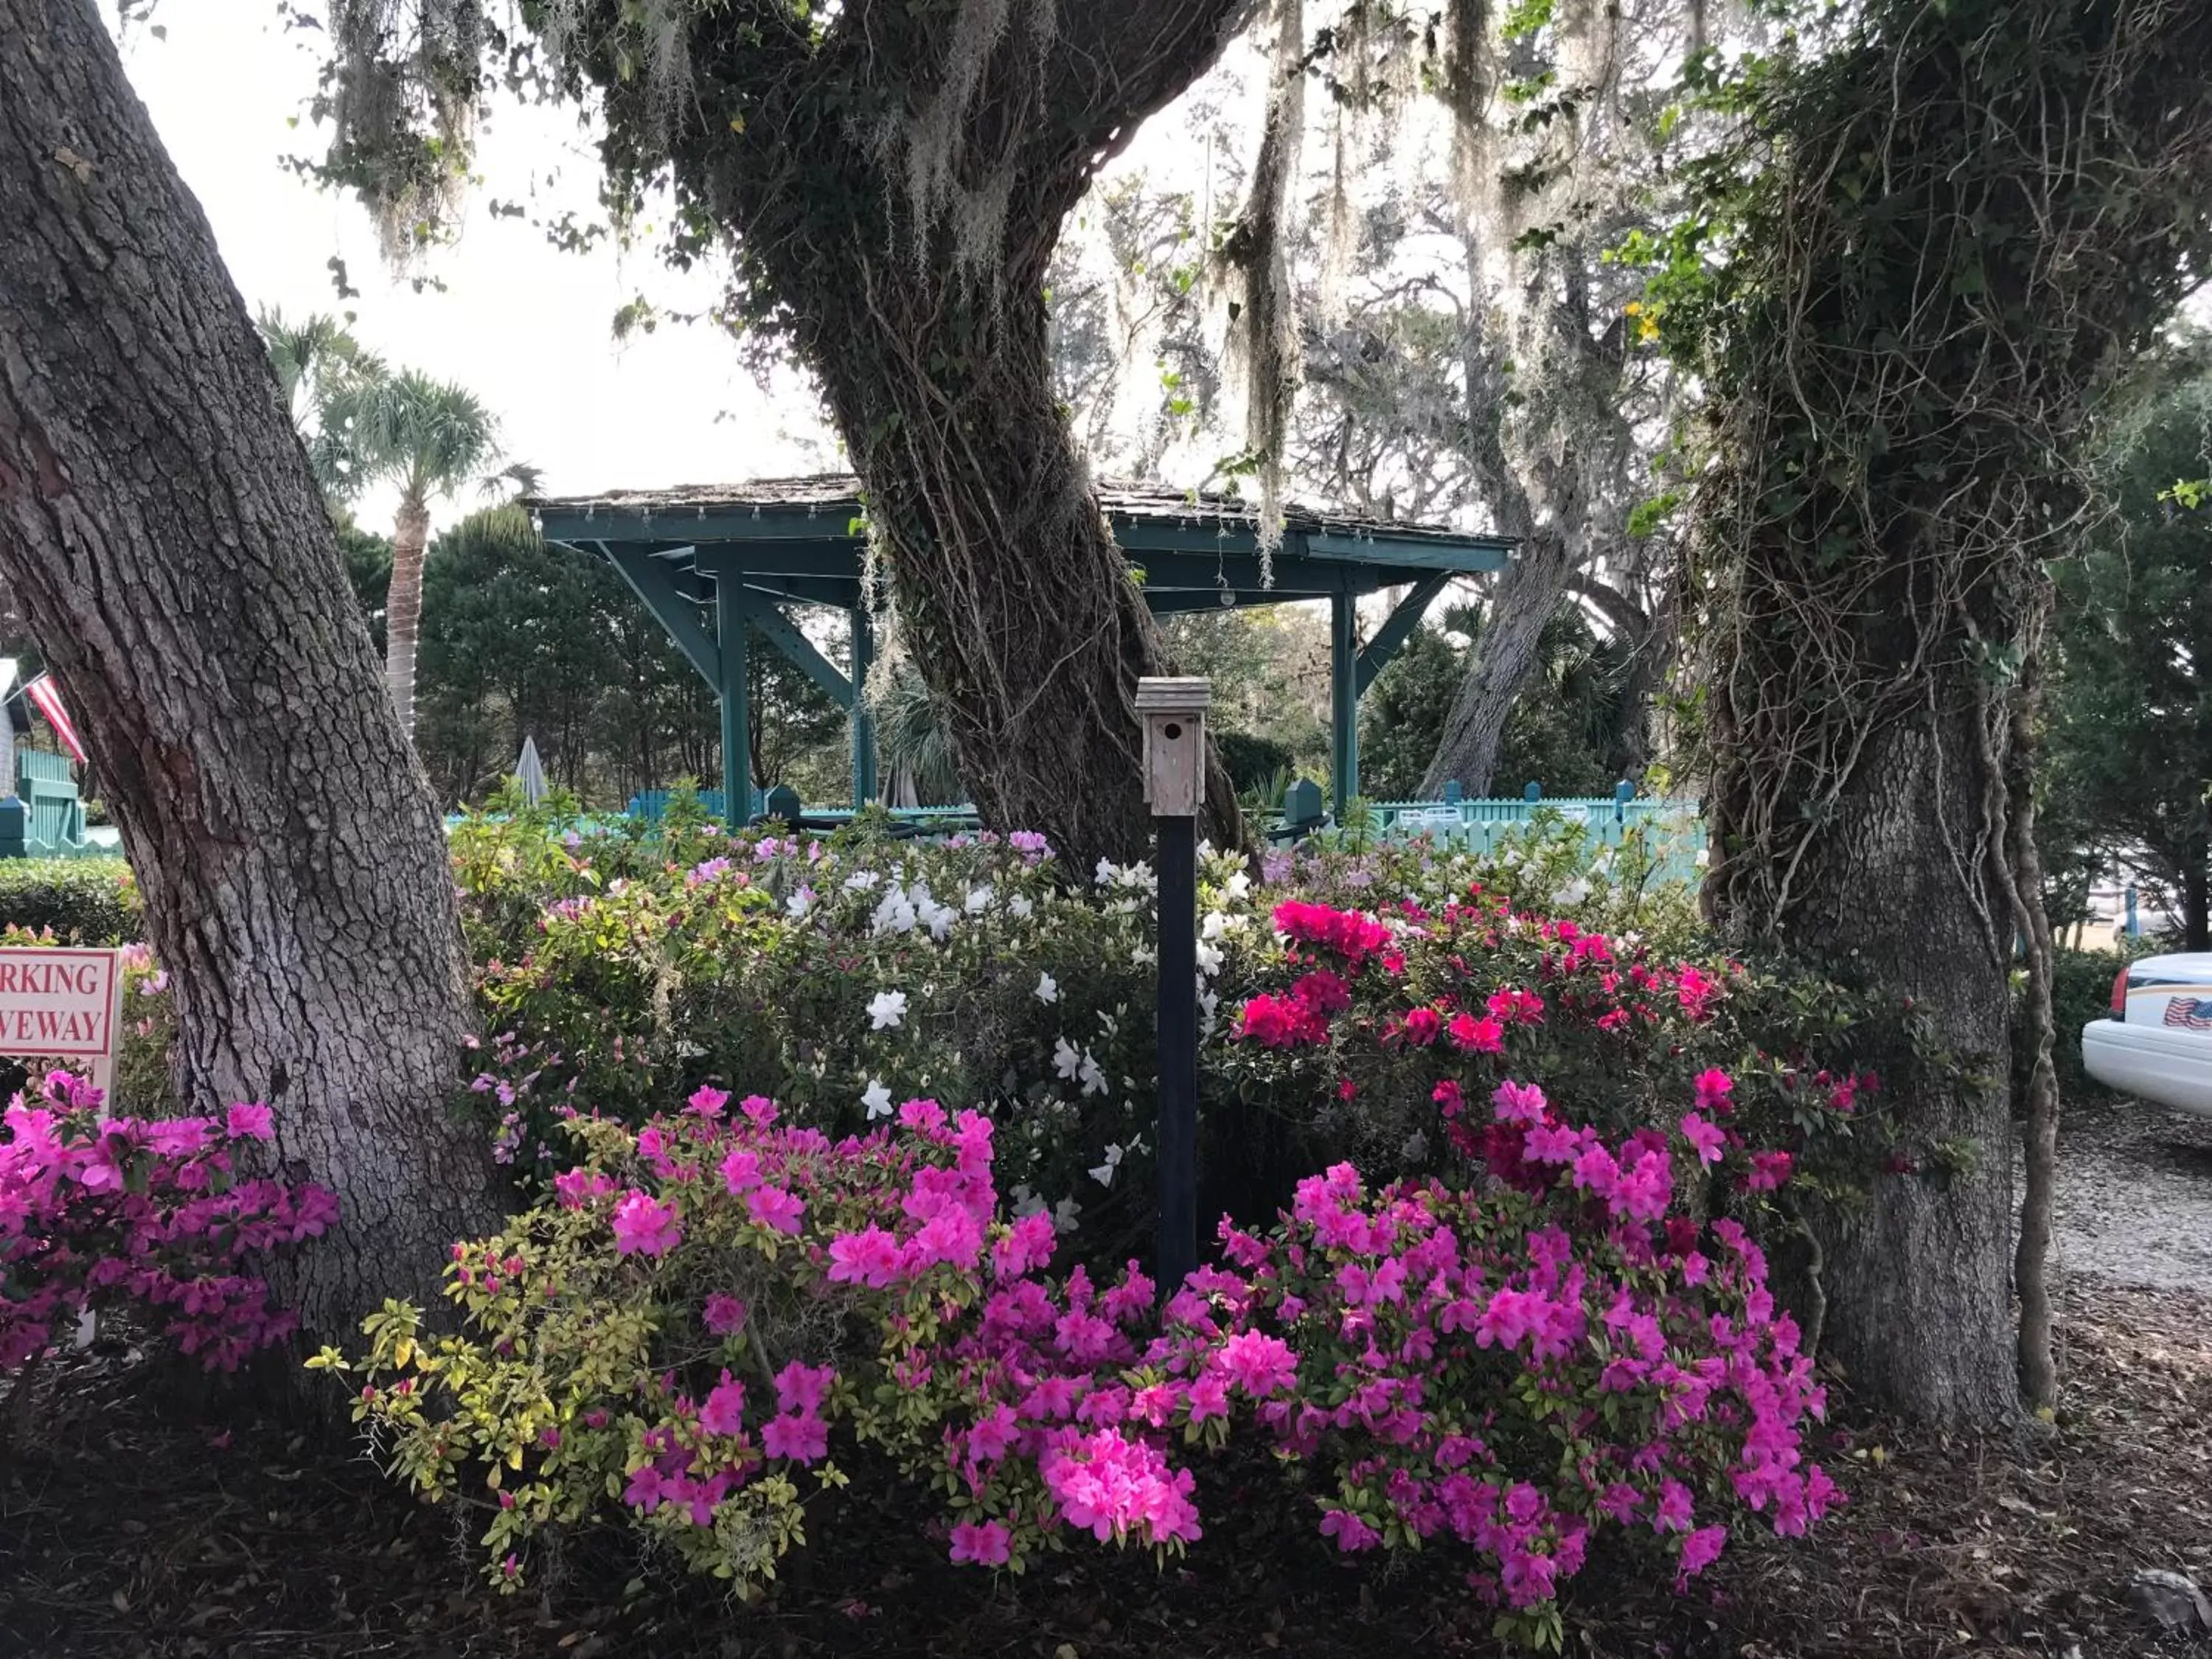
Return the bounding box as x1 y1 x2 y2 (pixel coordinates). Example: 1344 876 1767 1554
2184 841 2208 952
0 0 501 1339
1708 665 2022 1425
574 0 1259 874
384 495 429 740
1421 524 1576 796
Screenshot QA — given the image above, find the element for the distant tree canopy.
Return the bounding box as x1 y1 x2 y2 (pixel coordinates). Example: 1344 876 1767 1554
2040 346 2212 947
366 507 847 811
1360 605 1632 802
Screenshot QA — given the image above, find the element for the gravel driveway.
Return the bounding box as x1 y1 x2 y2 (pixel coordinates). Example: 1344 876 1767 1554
2049 1092 2212 1290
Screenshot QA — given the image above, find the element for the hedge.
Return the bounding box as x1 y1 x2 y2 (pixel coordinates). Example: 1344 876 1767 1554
0 858 141 944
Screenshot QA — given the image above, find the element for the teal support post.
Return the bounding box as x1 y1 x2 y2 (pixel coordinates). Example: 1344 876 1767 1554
1330 591 1359 821
1524 781 1543 802
717 580 752 824
850 606 877 810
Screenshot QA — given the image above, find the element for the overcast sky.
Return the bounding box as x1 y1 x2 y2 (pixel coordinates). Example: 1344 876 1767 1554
109 10 1253 532
113 10 849 512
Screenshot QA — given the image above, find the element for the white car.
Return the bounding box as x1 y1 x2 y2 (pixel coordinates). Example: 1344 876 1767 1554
2081 952 2212 1116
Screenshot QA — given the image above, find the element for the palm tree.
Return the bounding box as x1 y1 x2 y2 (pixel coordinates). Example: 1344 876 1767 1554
313 368 505 740
256 307 367 426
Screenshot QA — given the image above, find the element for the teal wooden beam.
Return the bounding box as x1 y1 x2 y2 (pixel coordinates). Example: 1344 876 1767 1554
597 540 720 690
1308 529 1512 570
850 606 877 810
1356 571 1452 696
731 592 853 709
1330 591 1359 821
717 580 752 823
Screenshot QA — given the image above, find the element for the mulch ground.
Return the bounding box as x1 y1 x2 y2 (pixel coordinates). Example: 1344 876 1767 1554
4 1276 2210 1659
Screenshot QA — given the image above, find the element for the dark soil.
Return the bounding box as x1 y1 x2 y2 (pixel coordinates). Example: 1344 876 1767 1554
4 1273 2210 1659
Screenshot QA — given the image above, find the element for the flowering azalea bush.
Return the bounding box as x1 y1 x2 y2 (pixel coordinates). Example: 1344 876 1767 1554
0 1071 336 1372
326 1070 1834 1648
448 810 1905 1270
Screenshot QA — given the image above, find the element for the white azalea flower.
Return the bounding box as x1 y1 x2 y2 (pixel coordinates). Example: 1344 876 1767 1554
1034 971 1060 1004
1088 1142 1124 1187
785 886 815 919
1194 940 1223 976
1009 894 1034 919
844 869 881 892
1010 1184 1046 1219
1201 910 1231 941
1225 870 1252 900
1051 1196 1082 1234
1053 1037 1082 1080
964 885 993 914
1095 857 1118 886
867 990 908 1030
1078 1051 1107 1096
862 1078 894 1119
872 886 917 935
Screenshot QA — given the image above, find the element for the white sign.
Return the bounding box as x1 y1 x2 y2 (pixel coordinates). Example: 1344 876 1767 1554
0 946 123 1096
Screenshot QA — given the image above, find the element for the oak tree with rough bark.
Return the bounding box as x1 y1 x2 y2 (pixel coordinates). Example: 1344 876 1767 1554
307 0 1258 870
1667 0 2212 1421
0 0 502 1340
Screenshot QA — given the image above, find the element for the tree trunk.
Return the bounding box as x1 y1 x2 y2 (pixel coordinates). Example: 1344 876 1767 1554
626 3 1253 874
0 0 501 1340
2184 840 2208 952
1420 525 1576 797
1710 679 2021 1424
385 496 428 741
799 266 1229 869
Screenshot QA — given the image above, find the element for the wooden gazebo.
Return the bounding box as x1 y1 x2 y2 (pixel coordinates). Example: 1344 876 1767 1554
532 476 1515 822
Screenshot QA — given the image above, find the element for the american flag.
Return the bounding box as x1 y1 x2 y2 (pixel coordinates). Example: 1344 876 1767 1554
21 675 86 765
2162 996 2212 1031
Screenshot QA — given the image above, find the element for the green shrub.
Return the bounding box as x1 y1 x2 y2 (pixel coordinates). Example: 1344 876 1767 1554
0 858 140 943
1214 728 1296 796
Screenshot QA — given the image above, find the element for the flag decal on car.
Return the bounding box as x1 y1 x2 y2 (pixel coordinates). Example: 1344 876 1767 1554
2162 997 2212 1030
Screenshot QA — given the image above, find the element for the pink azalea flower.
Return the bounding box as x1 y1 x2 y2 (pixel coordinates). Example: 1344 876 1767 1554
774 1360 835 1417
761 1411 830 1464
699 1371 747 1436
224 1102 274 1142
948 1518 1012 1565
827 1225 904 1288
1492 1079 1548 1126
702 1293 748 1336
745 1183 804 1234
1692 1068 1735 1114
1746 1150 1795 1191
1680 1111 1727 1167
608 1189 682 1258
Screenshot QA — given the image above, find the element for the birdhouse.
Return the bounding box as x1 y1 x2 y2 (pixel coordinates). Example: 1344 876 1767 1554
1135 677 1211 818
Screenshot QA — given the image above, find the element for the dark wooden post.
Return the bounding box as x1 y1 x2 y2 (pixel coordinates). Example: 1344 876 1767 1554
1136 676 1210 1295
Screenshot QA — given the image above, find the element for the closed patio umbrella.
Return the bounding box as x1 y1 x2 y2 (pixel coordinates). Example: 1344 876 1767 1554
515 734 549 807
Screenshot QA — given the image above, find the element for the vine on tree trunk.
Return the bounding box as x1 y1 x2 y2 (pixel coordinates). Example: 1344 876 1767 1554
1634 0 2212 1420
